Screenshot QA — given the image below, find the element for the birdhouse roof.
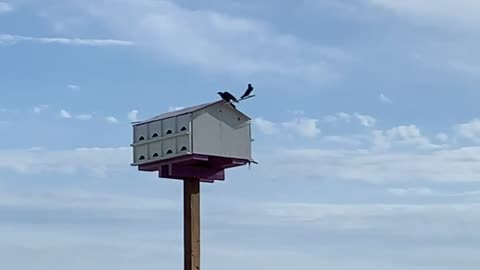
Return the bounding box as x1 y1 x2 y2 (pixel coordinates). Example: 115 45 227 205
133 99 251 126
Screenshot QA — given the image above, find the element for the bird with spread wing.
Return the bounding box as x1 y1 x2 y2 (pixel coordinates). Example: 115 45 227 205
217 83 255 107
240 83 254 100
217 91 239 107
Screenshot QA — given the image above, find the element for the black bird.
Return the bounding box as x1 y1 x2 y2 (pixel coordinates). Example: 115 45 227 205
240 83 254 99
217 91 239 103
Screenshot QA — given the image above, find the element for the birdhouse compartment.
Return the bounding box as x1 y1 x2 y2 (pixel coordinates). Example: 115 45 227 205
134 144 148 163
163 138 176 156
162 117 175 136
176 134 190 153
148 121 162 140
149 141 162 159
176 114 190 133
134 124 148 143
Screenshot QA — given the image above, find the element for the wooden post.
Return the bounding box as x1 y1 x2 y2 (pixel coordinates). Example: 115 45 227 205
184 178 200 270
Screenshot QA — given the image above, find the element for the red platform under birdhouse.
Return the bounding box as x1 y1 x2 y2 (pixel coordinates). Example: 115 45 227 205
137 154 251 183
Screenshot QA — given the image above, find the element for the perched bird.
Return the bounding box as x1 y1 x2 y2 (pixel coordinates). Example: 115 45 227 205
240 83 254 99
217 91 239 103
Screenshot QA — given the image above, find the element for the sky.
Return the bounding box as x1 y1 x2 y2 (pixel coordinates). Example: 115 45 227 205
1 0 480 269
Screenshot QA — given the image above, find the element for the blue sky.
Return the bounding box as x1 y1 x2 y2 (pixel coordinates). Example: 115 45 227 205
2 0 480 269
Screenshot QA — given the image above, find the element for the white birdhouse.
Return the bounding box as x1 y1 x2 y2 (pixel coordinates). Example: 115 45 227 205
131 100 254 166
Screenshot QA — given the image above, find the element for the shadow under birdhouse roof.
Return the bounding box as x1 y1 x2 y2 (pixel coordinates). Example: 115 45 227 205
132 100 251 126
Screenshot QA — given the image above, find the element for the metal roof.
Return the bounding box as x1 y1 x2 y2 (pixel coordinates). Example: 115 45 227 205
133 99 251 126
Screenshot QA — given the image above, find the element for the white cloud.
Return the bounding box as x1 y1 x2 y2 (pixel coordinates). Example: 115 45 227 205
354 113 376 127
378 93 393 104
0 2 12 14
253 116 321 138
255 112 374 138
75 114 93 120
67 84 80 90
324 112 352 123
387 187 433 196
75 0 349 81
455 118 480 141
167 106 185 112
257 201 480 236
366 0 480 30
0 147 130 177
281 117 321 137
253 117 278 135
386 125 421 139
372 125 440 150
436 132 449 142
323 135 363 146
33 104 49 113
448 60 480 76
0 34 134 46
105 116 119 124
387 187 480 197
351 1 480 77
60 109 72 119
128 110 139 122
325 112 376 127
257 145 480 183
0 188 177 211
289 110 306 116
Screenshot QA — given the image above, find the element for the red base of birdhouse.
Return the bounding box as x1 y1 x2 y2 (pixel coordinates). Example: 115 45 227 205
137 154 251 183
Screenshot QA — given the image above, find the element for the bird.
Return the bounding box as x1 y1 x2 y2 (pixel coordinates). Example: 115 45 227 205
217 91 239 103
240 83 254 99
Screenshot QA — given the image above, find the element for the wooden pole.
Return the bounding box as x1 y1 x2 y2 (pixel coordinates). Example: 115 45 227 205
184 178 200 270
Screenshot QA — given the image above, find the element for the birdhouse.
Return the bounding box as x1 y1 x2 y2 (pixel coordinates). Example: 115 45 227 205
130 100 255 182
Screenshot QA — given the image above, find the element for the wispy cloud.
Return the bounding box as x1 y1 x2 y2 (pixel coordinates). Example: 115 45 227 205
105 116 119 124
436 132 449 142
253 116 320 137
0 147 130 177
281 117 321 138
455 118 480 142
354 113 376 127
67 84 80 90
257 201 480 237
387 187 480 197
324 112 376 127
75 0 350 82
0 2 12 14
366 0 480 30
0 188 177 211
33 104 49 113
387 187 434 196
167 106 185 112
322 135 364 146
59 110 94 120
372 125 441 150
0 34 134 46
378 93 393 104
260 145 480 183
75 114 93 120
60 109 72 119
127 110 139 122
448 60 480 76
324 112 352 123
253 117 278 135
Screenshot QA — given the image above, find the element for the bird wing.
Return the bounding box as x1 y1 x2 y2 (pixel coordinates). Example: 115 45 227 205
225 92 239 102
218 92 229 102
240 90 248 99
240 86 253 99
